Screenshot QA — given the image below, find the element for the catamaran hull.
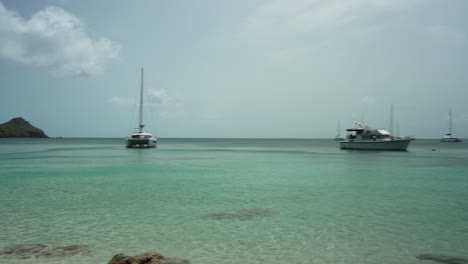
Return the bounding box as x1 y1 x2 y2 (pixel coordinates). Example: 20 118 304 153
441 138 462 142
126 138 157 148
340 139 411 151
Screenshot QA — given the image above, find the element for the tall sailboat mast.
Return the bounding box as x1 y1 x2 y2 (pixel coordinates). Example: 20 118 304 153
337 120 341 137
389 104 394 135
448 108 452 135
125 67 157 148
139 68 144 133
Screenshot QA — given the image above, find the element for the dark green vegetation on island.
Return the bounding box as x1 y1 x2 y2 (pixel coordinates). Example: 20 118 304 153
0 117 48 138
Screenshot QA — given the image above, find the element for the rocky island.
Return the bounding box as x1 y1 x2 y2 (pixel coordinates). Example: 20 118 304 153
0 117 48 138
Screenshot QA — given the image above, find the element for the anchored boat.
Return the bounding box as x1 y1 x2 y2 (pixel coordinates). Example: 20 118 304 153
125 68 158 148
441 108 462 142
340 122 411 151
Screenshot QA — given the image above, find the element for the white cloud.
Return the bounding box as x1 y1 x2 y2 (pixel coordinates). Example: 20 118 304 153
108 96 133 105
240 0 417 67
109 88 184 118
242 0 412 43
263 46 314 68
147 89 185 119
147 88 173 106
0 2 121 77
425 25 465 44
361 96 376 104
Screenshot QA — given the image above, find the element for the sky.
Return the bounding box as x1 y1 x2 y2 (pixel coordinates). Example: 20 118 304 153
0 0 467 138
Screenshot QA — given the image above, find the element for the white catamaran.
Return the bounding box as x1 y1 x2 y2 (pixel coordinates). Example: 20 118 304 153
441 108 462 142
125 68 158 148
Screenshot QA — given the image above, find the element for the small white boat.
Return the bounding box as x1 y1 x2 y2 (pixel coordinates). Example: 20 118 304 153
340 122 411 151
441 108 462 142
125 68 157 148
441 134 462 142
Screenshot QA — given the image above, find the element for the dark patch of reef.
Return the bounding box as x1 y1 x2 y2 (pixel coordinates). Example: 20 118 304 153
204 208 271 221
0 243 89 259
107 252 189 264
0 243 47 258
35 245 91 258
0 117 48 138
1 244 189 263
416 254 468 264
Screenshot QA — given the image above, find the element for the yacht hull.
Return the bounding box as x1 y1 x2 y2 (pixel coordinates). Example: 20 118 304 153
441 138 462 142
340 139 410 151
126 138 157 148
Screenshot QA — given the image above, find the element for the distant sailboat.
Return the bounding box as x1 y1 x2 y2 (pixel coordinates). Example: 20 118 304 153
441 108 462 142
391 104 415 141
397 120 415 141
125 68 158 148
334 120 344 141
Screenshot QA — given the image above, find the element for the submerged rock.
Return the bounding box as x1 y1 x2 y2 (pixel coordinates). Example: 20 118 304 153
107 252 189 264
416 254 468 264
0 243 90 260
35 245 91 258
0 243 47 259
205 208 271 221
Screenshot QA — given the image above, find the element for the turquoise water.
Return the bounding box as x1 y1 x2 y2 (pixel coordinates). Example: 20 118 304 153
0 138 467 264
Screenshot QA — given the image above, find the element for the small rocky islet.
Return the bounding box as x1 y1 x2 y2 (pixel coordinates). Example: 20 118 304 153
0 117 48 138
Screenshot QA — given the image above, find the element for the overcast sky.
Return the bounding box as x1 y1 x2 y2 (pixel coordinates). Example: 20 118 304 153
1 0 467 138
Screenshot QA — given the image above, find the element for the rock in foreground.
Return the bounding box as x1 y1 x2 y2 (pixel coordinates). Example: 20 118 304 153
108 252 189 264
0 117 48 138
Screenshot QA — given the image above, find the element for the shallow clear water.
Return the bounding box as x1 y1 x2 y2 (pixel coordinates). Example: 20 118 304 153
0 138 467 264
